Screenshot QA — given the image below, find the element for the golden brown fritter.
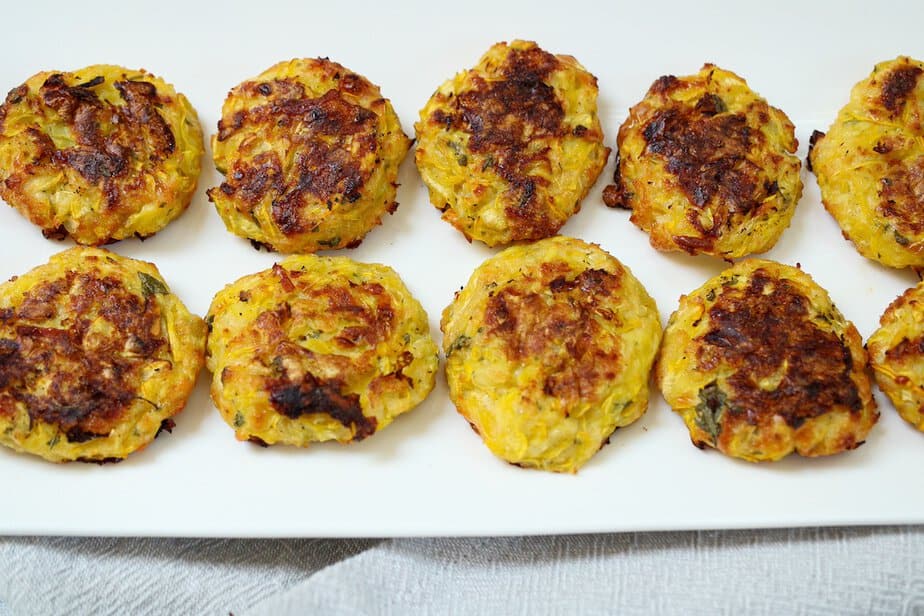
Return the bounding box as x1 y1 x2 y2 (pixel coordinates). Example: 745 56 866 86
206 255 437 446
0 65 203 245
657 259 877 462
415 40 609 247
809 57 924 269
868 281 924 431
441 236 661 473
604 64 802 258
0 247 206 463
208 58 411 253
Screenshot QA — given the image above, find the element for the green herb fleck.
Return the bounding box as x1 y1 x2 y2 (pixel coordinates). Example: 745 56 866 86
705 289 716 302
233 412 245 428
318 236 341 248
47 434 60 448
695 382 727 442
403 333 411 344
447 141 468 166
205 314 214 333
139 272 168 297
895 230 911 246
721 274 739 288
271 356 286 376
611 400 631 414
447 335 471 357
482 155 495 171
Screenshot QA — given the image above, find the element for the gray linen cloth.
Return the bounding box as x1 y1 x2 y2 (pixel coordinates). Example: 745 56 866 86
2 527 924 615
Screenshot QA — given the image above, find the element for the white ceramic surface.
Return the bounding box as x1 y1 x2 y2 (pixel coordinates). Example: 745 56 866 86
1 0 922 536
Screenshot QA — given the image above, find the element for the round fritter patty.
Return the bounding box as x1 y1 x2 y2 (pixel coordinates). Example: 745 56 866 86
0 247 206 463
868 282 924 431
603 64 802 258
206 255 437 446
0 65 203 245
208 58 411 253
440 236 661 473
809 57 924 269
415 40 609 247
657 259 877 462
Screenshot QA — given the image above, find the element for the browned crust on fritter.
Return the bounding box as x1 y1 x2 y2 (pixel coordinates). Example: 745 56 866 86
806 129 825 173
881 65 924 115
884 334 924 362
863 63 924 237
209 71 380 237
483 263 623 404
427 45 570 240
243 278 396 439
620 89 773 253
696 269 862 434
601 150 630 210
1 73 177 222
878 157 924 235
268 372 375 440
0 272 169 442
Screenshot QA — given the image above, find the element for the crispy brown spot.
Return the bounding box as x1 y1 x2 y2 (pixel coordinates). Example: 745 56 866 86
878 156 924 235
113 80 175 155
250 279 396 436
21 73 177 208
4 84 28 107
0 272 168 438
268 371 374 440
272 263 295 293
213 83 378 236
41 225 69 241
642 102 770 246
885 335 924 361
806 130 825 173
485 266 623 404
76 456 124 465
673 234 718 254
430 46 571 240
880 65 923 115
320 282 394 347
694 93 727 116
649 75 681 96
602 150 631 209
340 73 371 96
873 141 893 155
696 270 862 429
155 417 176 437
223 152 284 206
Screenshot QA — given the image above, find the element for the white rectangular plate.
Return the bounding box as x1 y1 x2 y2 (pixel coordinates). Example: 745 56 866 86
2 0 923 537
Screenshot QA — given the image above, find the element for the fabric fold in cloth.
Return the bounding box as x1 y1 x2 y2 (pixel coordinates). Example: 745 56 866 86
0 537 378 616
2 527 923 615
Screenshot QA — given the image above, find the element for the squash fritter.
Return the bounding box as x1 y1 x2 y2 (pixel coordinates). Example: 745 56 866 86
809 57 924 269
0 65 203 245
415 40 609 247
603 64 802 258
868 282 924 431
206 255 437 446
208 58 411 253
0 247 206 463
657 260 877 462
441 236 661 473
